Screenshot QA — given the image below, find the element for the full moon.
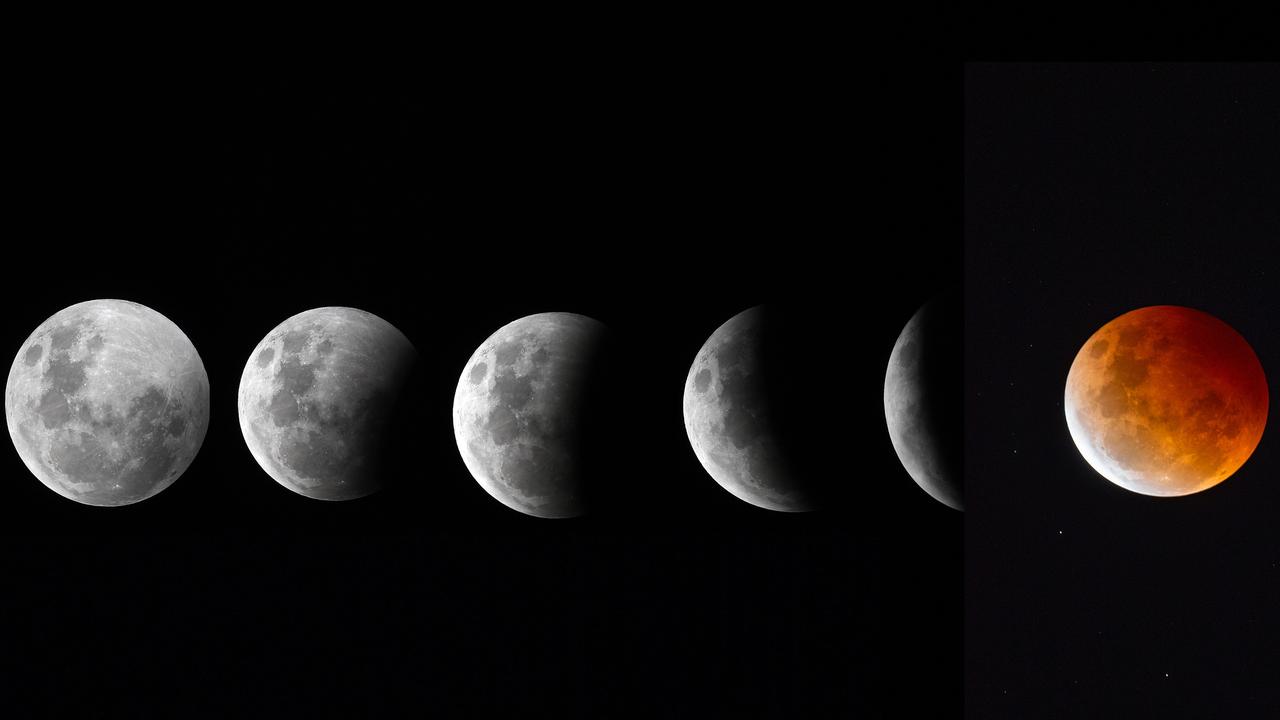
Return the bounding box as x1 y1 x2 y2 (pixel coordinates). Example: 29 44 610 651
238 307 418 501
1065 305 1268 497
682 306 814 512
5 300 210 506
452 312 610 519
884 299 963 511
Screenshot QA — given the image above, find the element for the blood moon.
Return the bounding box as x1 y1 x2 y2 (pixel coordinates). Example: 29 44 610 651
1065 305 1267 497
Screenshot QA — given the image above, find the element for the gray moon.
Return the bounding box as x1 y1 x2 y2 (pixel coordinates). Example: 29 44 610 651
682 306 814 512
237 307 417 501
5 300 210 506
884 300 963 511
452 312 608 519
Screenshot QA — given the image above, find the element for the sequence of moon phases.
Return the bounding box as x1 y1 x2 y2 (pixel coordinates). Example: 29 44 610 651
452 312 610 519
1065 305 1268 497
4 300 210 506
682 305 817 512
884 298 963 511
33 300 1260 510
237 307 418 501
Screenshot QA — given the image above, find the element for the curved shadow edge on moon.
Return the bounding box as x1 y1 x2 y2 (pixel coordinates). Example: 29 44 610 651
681 306 816 513
452 312 608 519
884 300 963 511
237 307 418 501
4 299 210 506
1063 305 1268 497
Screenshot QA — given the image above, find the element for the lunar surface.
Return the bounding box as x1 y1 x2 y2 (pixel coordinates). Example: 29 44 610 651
5 300 209 506
1065 305 1268 497
238 307 417 501
452 312 609 519
884 299 963 511
682 306 814 512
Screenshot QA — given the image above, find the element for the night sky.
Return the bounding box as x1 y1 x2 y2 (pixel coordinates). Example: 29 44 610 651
2 61 959 715
966 63 1280 717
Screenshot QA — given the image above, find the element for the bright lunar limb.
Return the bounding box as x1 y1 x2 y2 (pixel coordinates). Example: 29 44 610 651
5 300 210 506
682 306 815 512
452 312 609 519
1064 305 1268 497
884 299 963 511
237 307 418 501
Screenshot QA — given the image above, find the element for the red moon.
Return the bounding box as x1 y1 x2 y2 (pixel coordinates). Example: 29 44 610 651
1064 306 1268 497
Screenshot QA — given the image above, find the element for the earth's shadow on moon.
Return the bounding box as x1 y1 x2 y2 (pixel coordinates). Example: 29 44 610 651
746 304 847 513
567 327 626 516
360 354 430 501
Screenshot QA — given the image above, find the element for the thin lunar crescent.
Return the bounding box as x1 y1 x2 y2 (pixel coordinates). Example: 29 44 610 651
884 300 963 511
5 299 210 506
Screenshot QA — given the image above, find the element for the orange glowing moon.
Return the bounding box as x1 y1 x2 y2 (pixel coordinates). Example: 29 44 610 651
1064 305 1268 497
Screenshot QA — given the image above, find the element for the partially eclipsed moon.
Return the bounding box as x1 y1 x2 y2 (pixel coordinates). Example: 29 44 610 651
682 306 814 512
452 312 609 519
237 307 417 501
1064 305 1268 497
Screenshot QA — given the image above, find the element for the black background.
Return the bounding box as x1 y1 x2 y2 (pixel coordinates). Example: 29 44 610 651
2 60 960 715
966 63 1280 717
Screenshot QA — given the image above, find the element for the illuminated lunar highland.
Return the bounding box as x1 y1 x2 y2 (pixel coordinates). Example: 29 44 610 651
1064 305 1267 497
5 300 209 506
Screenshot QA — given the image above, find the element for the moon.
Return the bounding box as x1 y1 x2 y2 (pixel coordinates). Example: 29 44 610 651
238 307 418 501
682 306 814 512
452 312 609 519
884 299 963 511
5 300 209 506
1065 305 1268 497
